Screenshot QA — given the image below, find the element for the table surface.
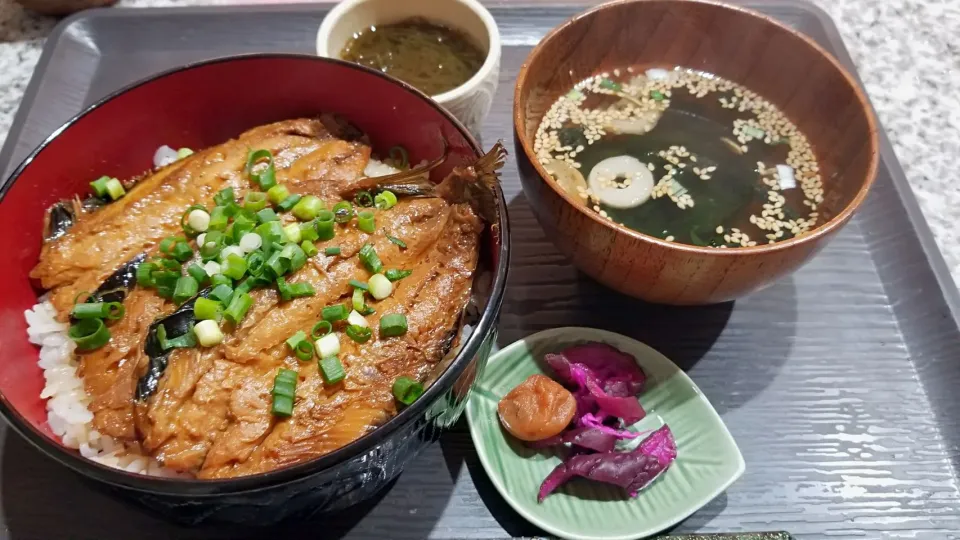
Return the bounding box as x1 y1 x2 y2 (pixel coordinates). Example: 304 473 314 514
0 0 956 282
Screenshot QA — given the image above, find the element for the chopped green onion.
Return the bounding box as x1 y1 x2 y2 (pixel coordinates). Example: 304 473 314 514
243 191 268 212
291 195 323 221
299 222 319 242
319 356 345 385
156 322 197 350
159 236 180 254
349 279 369 291
265 252 289 279
104 178 126 200
301 241 318 258
375 190 398 210
224 292 253 324
90 176 110 198
256 221 286 244
173 275 199 305
345 324 372 344
277 194 302 212
256 208 279 224
239 232 263 253
210 273 232 288
246 251 265 277
171 241 194 263
392 376 424 405
232 214 257 243
324 246 341 256
354 191 374 208
286 331 315 361
214 187 235 206
151 270 180 292
389 146 409 168
650 90 665 101
280 243 307 272
358 244 383 273
73 290 92 305
267 185 290 205
246 149 277 190
208 205 229 231
321 304 348 322
194 297 223 322
194 319 224 347
180 204 209 236
68 318 111 351
186 263 208 286
136 262 158 287
277 277 316 301
283 223 302 244
104 302 125 320
222 253 248 280
316 210 335 240
158 257 182 272
311 320 332 340
315 333 340 358
368 273 393 300
71 302 118 320
209 283 234 304
347 310 369 328
384 269 413 281
271 394 294 417
177 148 194 159
357 210 375 234
386 235 406 249
352 287 367 313
380 313 408 337
333 201 354 224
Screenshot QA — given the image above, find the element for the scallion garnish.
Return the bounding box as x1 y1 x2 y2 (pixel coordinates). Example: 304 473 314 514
358 244 383 273
208 205 229 231
367 274 393 300
68 318 111 351
180 204 209 236
384 269 413 281
246 149 277 190
210 273 232 288
349 279 369 291
243 191 268 212
186 263 208 286
90 176 110 198
214 187 235 206
319 356 345 385
650 90 665 101
357 210 375 234
256 208 279 224
171 241 194 263
221 253 248 280
375 190 398 210
136 262 158 287
392 376 424 405
267 184 290 205
324 246 341 256
246 251 266 277
256 221 286 245
333 201 354 224
315 333 340 358
345 324 372 344
316 210 335 241
380 313 408 337
279 243 307 272
277 278 315 301
104 178 126 200
311 320 332 340
286 331 315 362
194 319 224 347
209 283 234 304
156 322 197 350
386 235 406 249
321 304 348 322
70 302 124 320
172 275 199 305
264 252 289 280
354 191 374 208
283 223 302 244
299 222 319 242
277 194 302 212
193 297 223 322
301 241 318 258
292 195 324 221
159 236 180 255
271 368 297 417
352 287 367 313
232 214 257 242
224 292 252 324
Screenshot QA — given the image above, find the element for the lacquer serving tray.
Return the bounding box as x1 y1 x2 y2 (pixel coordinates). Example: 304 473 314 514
1 2 959 539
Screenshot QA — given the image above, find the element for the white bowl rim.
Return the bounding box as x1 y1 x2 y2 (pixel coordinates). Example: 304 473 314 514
315 0 502 104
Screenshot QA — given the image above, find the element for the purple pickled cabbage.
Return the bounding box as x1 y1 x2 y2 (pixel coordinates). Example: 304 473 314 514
575 367 646 424
545 342 646 397
537 426 677 502
528 426 619 453
580 412 642 440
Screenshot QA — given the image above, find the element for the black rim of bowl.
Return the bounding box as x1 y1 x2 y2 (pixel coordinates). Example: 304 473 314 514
0 52 511 497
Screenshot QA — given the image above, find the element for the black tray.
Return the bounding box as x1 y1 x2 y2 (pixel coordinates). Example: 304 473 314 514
2 2 960 539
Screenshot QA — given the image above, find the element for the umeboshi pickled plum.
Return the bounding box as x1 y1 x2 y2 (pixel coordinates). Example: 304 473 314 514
497 374 576 441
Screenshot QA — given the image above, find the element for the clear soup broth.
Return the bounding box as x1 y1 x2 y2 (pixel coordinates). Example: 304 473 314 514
533 67 823 248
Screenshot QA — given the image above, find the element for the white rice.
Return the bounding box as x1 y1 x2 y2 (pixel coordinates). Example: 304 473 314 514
25 300 180 477
363 158 400 178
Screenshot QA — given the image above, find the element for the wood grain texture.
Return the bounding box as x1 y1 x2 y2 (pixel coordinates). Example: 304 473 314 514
0 3 959 540
513 0 880 305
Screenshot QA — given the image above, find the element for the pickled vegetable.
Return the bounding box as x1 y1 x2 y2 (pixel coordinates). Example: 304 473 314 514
498 374 576 442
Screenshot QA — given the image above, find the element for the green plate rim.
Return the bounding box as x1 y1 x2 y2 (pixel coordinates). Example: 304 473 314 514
466 326 746 540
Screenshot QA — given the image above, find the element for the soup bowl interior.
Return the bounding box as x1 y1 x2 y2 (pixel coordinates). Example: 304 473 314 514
514 0 878 304
0 54 507 518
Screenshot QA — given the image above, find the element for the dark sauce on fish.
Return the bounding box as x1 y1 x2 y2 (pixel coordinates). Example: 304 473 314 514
339 18 486 96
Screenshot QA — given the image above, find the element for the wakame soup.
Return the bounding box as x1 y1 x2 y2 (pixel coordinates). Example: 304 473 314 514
533 67 823 248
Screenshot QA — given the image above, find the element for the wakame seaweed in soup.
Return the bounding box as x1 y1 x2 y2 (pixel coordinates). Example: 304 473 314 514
533 67 824 248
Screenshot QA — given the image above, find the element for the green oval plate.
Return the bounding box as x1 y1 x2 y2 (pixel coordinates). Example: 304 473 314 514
466 327 745 540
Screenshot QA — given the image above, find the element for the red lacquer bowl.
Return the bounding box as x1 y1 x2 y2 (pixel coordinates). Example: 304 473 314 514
0 54 509 524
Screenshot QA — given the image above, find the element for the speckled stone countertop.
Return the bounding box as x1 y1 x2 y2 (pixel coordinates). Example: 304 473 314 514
0 0 958 278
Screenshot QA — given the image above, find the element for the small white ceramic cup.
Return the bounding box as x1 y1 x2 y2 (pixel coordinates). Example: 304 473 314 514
317 0 501 137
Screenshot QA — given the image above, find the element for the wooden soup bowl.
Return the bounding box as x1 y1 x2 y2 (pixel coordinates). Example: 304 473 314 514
514 0 879 305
